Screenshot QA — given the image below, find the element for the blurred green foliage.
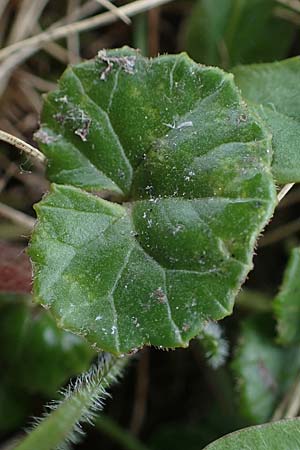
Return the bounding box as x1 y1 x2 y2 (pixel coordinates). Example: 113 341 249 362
184 0 296 68
0 294 95 434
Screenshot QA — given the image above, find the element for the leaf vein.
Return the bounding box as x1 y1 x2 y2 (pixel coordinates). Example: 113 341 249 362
70 68 133 183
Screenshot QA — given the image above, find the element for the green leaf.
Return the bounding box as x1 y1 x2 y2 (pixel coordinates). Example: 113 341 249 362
30 48 276 355
274 247 300 345
232 315 300 424
203 418 300 449
0 296 95 397
183 0 295 69
233 57 300 183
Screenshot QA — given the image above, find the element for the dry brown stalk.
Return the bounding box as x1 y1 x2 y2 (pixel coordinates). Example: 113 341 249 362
277 183 295 202
276 0 300 13
7 0 49 45
0 0 102 96
67 0 81 63
0 129 46 164
95 0 132 25
0 202 35 230
0 0 10 19
0 0 175 62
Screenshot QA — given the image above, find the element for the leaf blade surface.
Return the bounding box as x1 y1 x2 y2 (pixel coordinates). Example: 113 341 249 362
30 49 276 354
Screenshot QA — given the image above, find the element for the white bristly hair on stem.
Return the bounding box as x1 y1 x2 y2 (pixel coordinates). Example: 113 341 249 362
14 354 129 450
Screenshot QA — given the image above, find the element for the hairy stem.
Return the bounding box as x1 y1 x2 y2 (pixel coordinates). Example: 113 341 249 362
14 354 128 450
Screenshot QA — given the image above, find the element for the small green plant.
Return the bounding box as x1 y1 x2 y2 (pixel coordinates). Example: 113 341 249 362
3 47 300 449
29 47 277 354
